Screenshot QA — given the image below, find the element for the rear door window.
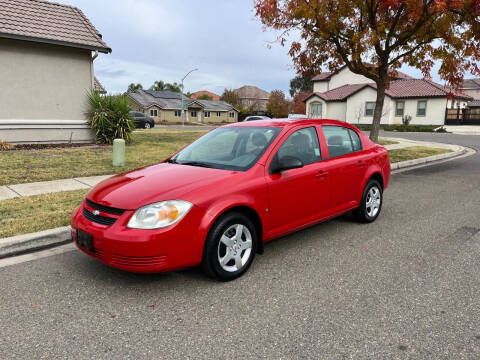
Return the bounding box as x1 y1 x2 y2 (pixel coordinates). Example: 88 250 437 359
322 126 355 158
348 129 363 152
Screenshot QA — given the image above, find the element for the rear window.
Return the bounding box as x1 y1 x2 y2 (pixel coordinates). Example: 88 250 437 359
322 126 358 158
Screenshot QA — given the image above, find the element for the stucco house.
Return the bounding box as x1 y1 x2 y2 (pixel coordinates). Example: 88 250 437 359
128 90 239 124
461 79 480 100
0 0 111 144
304 66 472 125
234 85 270 112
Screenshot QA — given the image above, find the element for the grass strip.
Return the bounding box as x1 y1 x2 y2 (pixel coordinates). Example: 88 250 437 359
0 189 88 239
0 130 207 186
378 138 399 145
388 146 452 163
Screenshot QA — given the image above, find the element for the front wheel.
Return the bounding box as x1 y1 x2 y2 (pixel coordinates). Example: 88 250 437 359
144 122 151 129
202 212 257 281
353 179 383 223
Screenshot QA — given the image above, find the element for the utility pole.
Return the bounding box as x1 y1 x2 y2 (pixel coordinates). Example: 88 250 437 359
181 68 198 126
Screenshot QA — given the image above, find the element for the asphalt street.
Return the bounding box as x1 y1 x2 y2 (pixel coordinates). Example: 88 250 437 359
0 133 479 359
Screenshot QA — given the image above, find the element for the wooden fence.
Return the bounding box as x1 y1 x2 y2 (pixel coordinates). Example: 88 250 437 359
445 108 480 125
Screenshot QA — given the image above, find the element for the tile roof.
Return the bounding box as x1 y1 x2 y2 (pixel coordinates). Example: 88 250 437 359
307 84 374 101
312 66 414 82
127 90 237 112
467 100 480 107
234 85 270 100
305 79 472 102
312 72 333 81
0 0 111 53
390 79 472 100
190 90 221 101
93 77 106 94
462 78 480 89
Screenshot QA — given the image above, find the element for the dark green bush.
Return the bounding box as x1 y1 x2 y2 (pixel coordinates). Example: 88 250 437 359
87 92 135 144
355 124 442 132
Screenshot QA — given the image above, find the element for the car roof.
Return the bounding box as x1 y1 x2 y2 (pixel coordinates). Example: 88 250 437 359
225 118 359 130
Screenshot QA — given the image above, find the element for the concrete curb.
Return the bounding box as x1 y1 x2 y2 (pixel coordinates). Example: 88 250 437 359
385 137 471 171
0 226 72 259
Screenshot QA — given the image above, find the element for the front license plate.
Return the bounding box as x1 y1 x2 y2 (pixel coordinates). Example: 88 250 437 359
77 229 94 252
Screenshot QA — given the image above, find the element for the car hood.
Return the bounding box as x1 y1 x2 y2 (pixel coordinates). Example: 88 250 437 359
87 163 237 210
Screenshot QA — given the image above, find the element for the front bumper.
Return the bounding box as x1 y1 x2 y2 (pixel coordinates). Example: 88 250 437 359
71 201 207 273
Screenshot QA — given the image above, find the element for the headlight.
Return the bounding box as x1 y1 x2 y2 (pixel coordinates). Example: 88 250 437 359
127 200 193 229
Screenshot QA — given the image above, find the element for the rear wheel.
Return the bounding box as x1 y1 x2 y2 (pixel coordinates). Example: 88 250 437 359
202 212 257 281
353 179 383 223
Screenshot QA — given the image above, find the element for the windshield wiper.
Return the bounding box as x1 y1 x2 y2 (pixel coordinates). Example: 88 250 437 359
166 158 177 164
177 161 214 168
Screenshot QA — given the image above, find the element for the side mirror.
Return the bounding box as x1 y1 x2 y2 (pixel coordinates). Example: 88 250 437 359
271 156 304 173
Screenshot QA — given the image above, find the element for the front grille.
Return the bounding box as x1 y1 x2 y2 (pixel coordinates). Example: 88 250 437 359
111 254 167 267
82 208 117 226
86 199 125 216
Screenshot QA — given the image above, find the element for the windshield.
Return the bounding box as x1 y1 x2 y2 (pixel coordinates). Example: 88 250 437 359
170 127 281 171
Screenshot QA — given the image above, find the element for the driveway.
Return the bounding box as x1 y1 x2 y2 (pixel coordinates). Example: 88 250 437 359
0 133 479 359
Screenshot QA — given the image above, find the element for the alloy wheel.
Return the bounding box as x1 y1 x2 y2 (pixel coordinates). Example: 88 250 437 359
217 224 253 272
366 186 381 218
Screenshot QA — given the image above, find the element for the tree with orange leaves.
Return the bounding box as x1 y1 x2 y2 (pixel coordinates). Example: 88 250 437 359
254 0 480 142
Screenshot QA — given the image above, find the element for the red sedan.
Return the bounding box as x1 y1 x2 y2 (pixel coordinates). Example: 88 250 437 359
72 119 390 281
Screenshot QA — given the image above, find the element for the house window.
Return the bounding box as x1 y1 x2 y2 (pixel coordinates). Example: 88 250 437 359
174 110 181 117
150 109 158 117
191 111 197 117
417 101 427 116
216 112 221 117
365 102 376 116
310 102 322 119
204 111 211 118
229 112 235 118
395 101 405 117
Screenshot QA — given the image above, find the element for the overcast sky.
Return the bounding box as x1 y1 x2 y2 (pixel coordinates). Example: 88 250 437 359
57 0 445 96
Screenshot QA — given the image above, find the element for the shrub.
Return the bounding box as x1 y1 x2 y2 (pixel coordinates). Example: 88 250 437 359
402 115 412 126
87 91 135 144
0 141 14 151
356 124 441 132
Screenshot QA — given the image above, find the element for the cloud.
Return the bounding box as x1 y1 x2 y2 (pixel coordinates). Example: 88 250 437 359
56 0 297 95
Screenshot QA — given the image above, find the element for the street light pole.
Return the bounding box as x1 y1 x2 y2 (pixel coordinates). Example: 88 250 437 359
181 68 198 126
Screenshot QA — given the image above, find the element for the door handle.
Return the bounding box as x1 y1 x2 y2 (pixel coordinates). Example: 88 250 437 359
316 170 328 179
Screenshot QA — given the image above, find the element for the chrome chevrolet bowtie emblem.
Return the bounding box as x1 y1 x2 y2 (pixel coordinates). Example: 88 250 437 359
93 210 100 216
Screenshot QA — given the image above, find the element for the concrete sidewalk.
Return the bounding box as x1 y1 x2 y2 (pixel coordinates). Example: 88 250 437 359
0 175 112 201
444 125 480 135
0 137 468 202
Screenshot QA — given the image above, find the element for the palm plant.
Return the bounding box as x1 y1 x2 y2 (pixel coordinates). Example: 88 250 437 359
87 91 135 144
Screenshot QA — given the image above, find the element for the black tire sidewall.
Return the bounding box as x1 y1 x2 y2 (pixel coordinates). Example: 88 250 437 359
202 212 257 281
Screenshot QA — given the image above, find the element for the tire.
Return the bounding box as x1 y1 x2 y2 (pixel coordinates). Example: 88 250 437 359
353 179 383 223
201 212 257 281
144 122 151 129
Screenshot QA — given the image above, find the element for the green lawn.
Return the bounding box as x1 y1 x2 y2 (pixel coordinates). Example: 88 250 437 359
388 146 452 163
0 189 88 238
0 130 207 186
378 138 399 146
